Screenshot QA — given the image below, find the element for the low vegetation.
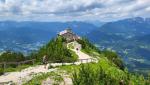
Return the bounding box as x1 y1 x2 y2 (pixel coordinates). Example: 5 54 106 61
0 51 25 62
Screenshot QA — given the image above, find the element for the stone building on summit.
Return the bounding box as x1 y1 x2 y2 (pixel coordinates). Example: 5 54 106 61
58 29 81 42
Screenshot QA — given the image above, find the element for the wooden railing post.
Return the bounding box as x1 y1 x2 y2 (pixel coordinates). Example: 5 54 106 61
32 59 35 65
3 62 6 73
62 62 64 66
86 59 88 63
81 59 83 64
49 62 51 67
73 61 75 65
91 58 93 62
17 62 20 66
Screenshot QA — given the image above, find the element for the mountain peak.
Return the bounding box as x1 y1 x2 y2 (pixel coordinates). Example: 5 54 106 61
120 17 144 23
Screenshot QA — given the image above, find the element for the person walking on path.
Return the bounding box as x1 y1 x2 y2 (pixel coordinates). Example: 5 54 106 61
42 55 48 69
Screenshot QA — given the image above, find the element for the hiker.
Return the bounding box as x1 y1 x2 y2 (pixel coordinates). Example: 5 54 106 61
42 55 48 69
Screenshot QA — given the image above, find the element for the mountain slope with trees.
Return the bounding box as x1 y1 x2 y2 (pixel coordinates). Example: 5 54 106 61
29 36 78 63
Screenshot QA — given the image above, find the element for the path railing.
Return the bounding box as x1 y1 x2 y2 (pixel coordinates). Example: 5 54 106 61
0 59 35 72
48 58 98 67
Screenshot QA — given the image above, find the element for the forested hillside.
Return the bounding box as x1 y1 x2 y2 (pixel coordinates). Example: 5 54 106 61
29 36 78 63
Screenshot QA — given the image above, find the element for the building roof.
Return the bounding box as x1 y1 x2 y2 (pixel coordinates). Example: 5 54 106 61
58 29 81 42
59 30 69 35
59 29 72 35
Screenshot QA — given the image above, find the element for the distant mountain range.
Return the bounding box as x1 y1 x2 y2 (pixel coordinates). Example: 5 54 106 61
0 21 98 42
87 17 150 74
0 21 98 54
0 17 150 74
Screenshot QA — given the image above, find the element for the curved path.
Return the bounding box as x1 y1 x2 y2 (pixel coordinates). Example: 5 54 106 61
72 49 91 60
68 41 91 60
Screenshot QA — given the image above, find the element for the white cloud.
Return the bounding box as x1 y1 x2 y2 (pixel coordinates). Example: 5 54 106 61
0 0 149 21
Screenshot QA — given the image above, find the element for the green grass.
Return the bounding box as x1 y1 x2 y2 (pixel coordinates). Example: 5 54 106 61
58 65 80 73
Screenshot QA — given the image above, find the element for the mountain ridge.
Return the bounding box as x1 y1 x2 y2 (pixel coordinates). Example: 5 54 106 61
87 17 150 74
0 21 98 53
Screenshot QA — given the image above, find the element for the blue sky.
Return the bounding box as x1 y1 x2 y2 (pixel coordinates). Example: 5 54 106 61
0 0 150 22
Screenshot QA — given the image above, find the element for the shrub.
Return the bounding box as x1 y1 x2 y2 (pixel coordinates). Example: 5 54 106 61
72 64 123 85
102 50 125 70
0 51 25 62
77 37 101 54
72 63 147 85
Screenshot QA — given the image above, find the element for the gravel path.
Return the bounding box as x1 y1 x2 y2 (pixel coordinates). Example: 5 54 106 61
72 49 91 60
0 65 56 85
